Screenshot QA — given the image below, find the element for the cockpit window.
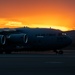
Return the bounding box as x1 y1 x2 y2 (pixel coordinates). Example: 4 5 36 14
58 33 66 36
62 33 66 35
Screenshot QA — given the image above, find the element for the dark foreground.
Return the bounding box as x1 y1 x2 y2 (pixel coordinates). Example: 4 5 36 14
0 50 75 75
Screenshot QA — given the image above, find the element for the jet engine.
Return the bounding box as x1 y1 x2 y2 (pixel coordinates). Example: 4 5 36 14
7 34 28 45
0 35 6 45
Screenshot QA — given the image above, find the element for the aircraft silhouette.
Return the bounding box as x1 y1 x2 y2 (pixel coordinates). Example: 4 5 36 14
0 27 72 54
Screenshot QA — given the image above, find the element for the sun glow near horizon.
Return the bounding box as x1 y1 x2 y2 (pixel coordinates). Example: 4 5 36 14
2 21 70 31
29 24 70 31
0 19 73 31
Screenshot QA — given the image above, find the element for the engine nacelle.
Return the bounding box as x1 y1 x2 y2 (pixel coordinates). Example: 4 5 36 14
0 35 6 45
8 34 28 45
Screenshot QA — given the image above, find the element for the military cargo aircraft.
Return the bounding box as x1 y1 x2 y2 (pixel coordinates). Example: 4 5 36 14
0 27 72 54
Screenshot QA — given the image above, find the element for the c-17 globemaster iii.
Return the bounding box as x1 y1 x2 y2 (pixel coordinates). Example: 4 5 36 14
0 27 72 54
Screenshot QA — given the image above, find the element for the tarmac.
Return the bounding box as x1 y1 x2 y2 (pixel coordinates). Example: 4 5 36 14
0 50 75 75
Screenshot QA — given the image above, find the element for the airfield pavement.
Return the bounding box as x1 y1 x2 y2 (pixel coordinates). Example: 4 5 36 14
0 50 75 75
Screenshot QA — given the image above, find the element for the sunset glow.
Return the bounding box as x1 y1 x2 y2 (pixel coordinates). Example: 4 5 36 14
0 20 72 31
0 0 75 31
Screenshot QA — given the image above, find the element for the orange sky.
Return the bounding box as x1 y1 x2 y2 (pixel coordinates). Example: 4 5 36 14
0 0 75 31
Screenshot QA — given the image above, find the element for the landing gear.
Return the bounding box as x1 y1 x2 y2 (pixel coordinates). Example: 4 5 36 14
53 50 63 54
53 50 58 54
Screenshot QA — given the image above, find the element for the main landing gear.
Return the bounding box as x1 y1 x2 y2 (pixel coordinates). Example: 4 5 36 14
53 50 63 54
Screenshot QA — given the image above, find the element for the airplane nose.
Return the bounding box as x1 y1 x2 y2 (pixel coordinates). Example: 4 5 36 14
66 36 72 46
57 36 72 48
